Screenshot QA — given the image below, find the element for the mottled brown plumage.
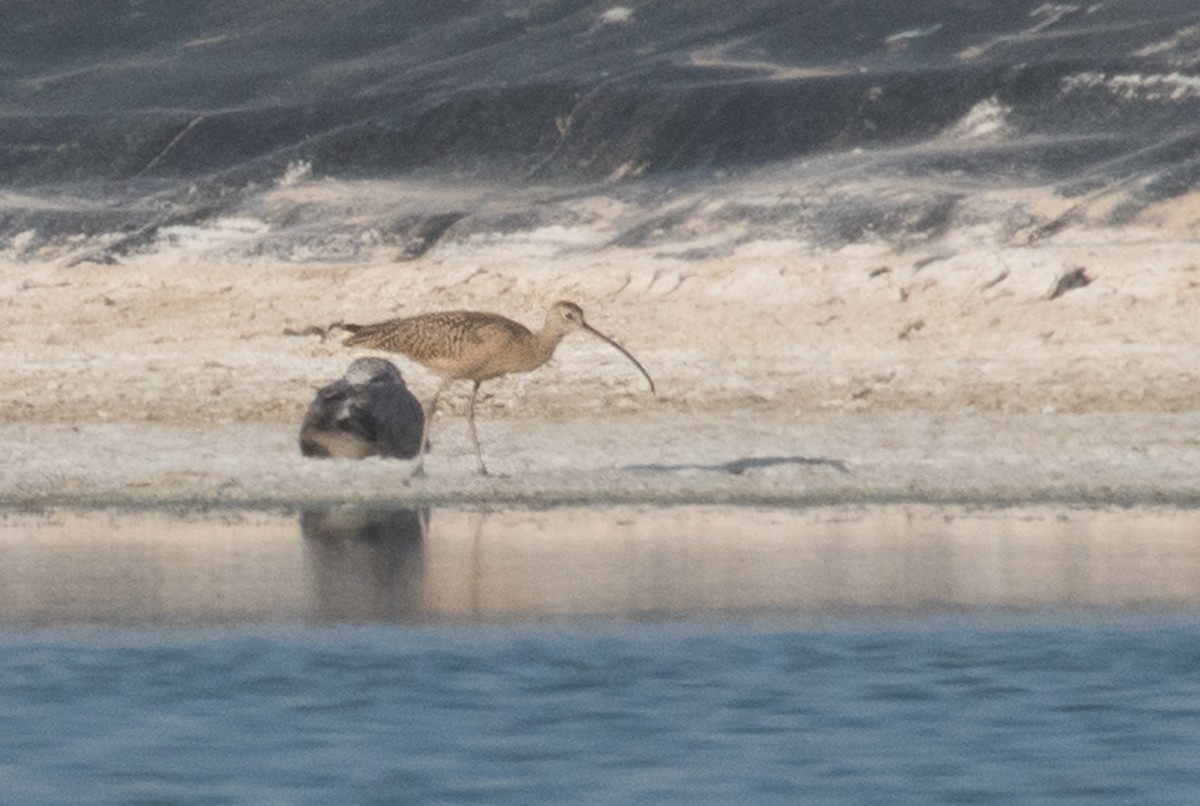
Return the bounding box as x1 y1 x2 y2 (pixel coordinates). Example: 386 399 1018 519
345 311 549 380
341 301 655 475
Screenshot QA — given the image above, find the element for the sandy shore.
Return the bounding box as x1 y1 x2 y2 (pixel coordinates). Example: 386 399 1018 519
3 410 1200 509
4 196 1200 509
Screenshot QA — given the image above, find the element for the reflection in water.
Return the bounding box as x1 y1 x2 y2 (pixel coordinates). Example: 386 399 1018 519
300 508 428 621
3 506 1200 627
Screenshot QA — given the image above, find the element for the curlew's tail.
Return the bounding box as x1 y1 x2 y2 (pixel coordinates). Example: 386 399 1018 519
338 315 426 352
337 322 370 346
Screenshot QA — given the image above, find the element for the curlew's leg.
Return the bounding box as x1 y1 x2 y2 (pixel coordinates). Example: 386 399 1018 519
467 380 488 475
413 381 445 477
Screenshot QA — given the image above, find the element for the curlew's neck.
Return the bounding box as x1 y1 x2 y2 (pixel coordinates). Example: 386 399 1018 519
528 324 570 367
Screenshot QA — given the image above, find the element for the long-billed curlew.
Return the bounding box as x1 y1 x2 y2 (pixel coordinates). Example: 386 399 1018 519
300 357 425 460
341 300 655 475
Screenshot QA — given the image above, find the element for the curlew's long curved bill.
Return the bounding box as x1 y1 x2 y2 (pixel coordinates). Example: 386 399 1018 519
582 323 656 395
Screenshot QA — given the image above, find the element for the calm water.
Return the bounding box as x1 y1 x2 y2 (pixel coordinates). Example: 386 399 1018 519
2 506 1200 804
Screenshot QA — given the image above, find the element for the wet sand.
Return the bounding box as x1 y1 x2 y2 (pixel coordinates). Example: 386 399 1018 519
3 410 1199 510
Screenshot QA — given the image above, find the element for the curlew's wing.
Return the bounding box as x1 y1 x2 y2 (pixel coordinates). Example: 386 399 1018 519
343 310 532 377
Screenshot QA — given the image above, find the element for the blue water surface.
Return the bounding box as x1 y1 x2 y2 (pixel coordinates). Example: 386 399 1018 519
2 616 1199 805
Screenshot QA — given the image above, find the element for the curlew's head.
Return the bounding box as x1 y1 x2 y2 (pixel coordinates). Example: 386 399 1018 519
542 300 588 335
543 300 656 395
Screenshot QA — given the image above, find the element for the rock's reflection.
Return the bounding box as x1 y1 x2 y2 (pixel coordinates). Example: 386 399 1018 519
300 508 429 621
6 506 1200 628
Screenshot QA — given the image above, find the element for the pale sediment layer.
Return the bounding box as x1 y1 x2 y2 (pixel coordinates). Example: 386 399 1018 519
3 410 1198 510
